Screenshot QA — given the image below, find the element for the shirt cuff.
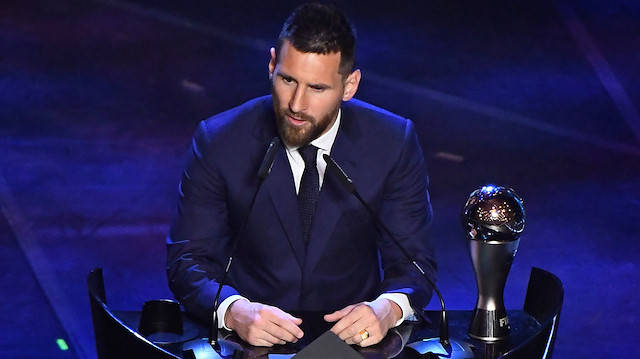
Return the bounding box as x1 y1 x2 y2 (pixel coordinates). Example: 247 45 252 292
376 293 415 327
215 295 248 330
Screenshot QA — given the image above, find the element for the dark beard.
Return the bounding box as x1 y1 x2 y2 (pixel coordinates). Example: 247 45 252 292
273 95 339 148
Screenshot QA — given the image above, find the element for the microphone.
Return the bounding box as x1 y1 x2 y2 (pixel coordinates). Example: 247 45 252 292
322 154 474 359
257 138 281 180
209 137 281 350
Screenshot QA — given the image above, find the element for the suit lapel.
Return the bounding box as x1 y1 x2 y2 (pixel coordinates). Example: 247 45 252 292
264 148 307 269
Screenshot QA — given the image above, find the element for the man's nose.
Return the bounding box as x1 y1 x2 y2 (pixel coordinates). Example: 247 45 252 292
289 86 307 113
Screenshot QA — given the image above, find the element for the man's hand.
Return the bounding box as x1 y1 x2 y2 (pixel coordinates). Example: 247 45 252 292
324 298 402 347
225 299 304 347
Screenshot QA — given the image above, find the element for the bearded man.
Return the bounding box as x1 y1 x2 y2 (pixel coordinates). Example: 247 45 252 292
166 2 436 348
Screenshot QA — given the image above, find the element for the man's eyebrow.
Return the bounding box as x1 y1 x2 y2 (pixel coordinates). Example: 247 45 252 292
277 71 296 81
277 70 333 89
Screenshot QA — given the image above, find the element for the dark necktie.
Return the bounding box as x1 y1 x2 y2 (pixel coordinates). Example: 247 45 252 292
298 145 319 242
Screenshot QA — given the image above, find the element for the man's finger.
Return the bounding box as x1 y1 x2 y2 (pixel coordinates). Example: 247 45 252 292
251 330 286 347
329 304 379 342
324 304 355 322
328 306 364 338
268 318 304 342
260 307 304 341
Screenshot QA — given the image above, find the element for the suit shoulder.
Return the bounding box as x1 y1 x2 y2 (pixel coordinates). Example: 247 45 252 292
342 98 414 137
343 98 406 121
199 95 273 138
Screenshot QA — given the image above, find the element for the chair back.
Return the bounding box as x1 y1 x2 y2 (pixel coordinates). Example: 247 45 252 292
502 267 563 359
87 268 178 359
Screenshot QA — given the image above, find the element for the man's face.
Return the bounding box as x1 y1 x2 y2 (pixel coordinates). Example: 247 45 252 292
269 40 358 147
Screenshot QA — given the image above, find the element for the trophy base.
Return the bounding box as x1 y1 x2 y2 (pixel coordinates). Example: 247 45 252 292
468 308 510 341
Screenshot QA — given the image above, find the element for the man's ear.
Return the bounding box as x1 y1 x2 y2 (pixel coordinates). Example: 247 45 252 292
342 69 361 101
268 47 276 78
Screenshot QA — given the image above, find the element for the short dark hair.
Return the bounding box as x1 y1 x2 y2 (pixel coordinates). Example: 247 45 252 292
276 3 356 76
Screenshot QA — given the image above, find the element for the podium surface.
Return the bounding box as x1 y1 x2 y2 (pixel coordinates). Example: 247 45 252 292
88 267 562 359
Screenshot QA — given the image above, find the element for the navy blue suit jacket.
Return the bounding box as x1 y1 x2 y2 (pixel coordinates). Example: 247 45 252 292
167 95 436 324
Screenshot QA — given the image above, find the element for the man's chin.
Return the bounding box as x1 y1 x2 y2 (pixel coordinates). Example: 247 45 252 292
278 123 314 147
281 132 313 148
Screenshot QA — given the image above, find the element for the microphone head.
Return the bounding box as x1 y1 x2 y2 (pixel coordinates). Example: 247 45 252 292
322 154 357 194
257 137 281 180
462 185 525 242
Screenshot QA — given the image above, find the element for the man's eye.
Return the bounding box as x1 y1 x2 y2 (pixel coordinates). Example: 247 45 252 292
311 86 326 92
282 77 294 84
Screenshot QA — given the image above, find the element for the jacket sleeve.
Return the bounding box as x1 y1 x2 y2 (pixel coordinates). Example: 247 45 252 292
376 119 437 316
166 121 239 323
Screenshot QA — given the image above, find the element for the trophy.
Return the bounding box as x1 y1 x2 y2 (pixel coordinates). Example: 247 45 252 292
462 185 525 341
